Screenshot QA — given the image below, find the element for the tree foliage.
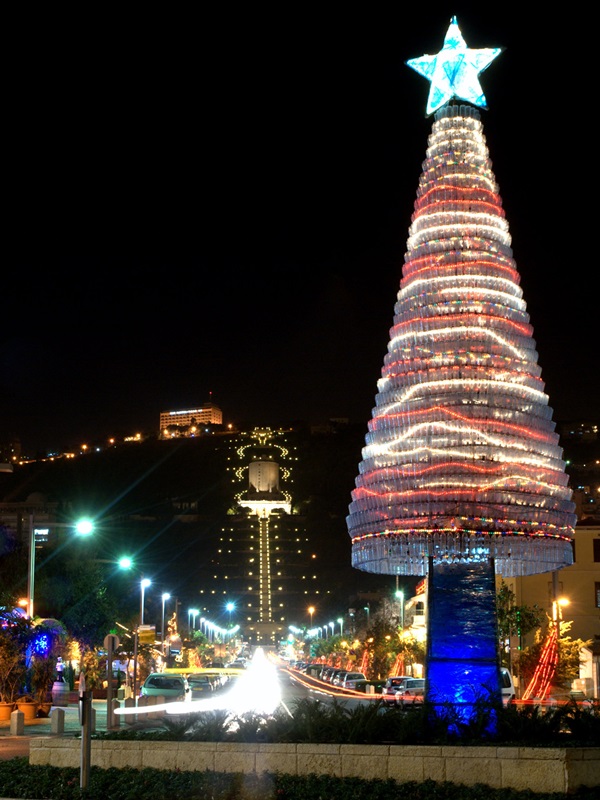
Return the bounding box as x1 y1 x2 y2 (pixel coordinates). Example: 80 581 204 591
495 580 543 668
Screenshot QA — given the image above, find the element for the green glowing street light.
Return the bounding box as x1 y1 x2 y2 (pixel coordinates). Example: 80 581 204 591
75 519 94 536
161 592 171 654
116 556 152 699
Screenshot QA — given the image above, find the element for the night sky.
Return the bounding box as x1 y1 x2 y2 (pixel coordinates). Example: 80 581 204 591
4 9 598 455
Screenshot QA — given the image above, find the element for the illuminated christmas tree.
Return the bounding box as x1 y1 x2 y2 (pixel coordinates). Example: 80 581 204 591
347 17 576 724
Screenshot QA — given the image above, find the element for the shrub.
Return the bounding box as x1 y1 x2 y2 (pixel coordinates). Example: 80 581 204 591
0 760 598 800
94 695 600 747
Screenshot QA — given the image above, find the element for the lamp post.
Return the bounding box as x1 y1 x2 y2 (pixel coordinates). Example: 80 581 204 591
551 570 570 674
308 606 315 628
226 601 235 628
337 617 343 636
395 590 404 630
323 625 328 639
140 578 151 625
161 592 171 655
552 598 570 659
27 515 94 619
188 608 199 632
364 603 370 625
132 577 151 702
328 621 334 637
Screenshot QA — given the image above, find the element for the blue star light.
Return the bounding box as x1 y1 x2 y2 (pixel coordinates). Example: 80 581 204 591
406 16 502 116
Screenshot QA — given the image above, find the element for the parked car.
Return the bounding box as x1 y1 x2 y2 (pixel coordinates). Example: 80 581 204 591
500 667 516 704
304 663 324 678
395 678 425 705
381 676 412 703
187 675 215 698
140 673 189 701
203 670 229 688
341 672 367 690
225 660 247 670
331 669 349 686
351 679 386 695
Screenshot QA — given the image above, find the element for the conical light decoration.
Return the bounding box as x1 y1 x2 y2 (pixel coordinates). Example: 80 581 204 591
347 24 576 580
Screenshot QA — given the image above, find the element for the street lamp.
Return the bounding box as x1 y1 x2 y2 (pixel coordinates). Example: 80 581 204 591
140 578 151 625
551 570 570 673
226 601 235 627
337 617 343 636
323 625 328 639
395 590 404 630
552 597 570 641
26 515 95 619
188 608 199 631
161 592 171 655
328 621 334 636
308 606 315 627
364 604 370 624
132 576 151 701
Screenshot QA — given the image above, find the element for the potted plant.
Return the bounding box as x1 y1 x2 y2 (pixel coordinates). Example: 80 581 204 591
15 693 38 721
63 661 80 704
81 648 103 698
29 656 55 717
0 628 27 720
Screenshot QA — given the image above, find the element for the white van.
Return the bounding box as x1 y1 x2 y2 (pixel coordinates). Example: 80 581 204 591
500 667 516 704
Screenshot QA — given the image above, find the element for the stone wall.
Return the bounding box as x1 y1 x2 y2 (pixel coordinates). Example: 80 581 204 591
29 739 599 794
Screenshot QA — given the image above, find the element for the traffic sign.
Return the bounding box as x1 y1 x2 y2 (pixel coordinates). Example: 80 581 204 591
104 634 120 652
138 624 156 644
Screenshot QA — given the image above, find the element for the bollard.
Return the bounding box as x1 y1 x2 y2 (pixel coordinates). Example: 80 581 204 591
110 698 121 728
10 709 24 736
148 695 159 719
137 695 149 724
124 695 136 724
51 707 65 734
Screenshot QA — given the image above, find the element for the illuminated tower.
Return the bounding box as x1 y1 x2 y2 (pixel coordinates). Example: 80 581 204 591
236 431 292 644
211 427 320 647
347 18 576 724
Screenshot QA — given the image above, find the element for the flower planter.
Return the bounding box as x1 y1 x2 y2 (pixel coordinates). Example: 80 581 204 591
37 702 52 718
15 701 38 721
0 702 15 721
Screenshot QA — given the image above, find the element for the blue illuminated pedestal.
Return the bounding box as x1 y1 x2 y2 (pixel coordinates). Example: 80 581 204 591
426 558 501 726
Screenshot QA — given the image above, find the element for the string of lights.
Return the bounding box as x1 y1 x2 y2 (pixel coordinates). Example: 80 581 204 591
347 104 576 578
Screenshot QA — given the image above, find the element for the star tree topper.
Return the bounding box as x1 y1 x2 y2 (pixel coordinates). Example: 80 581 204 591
407 16 502 116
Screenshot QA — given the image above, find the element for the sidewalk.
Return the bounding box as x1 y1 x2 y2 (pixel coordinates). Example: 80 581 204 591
0 700 111 739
